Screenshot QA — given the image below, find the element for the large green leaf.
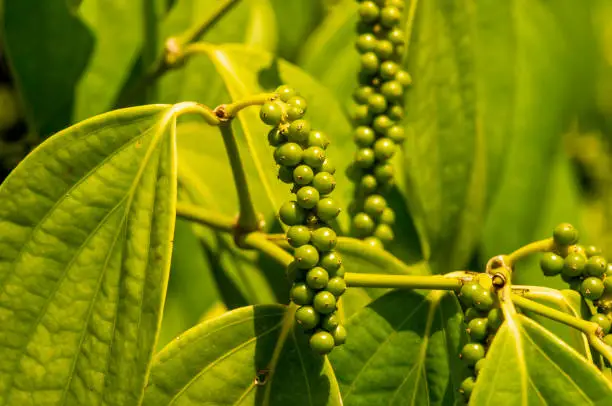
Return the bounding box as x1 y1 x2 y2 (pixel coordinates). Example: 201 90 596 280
270 0 324 62
403 0 486 273
330 290 468 405
471 314 612 405
144 305 342 405
0 105 178 405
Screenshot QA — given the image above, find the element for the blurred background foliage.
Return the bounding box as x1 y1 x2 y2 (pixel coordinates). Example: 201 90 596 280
1 0 612 348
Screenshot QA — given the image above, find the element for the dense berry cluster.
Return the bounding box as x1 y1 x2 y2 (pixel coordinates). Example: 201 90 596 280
260 86 347 355
457 279 502 402
539 223 612 344
348 0 410 248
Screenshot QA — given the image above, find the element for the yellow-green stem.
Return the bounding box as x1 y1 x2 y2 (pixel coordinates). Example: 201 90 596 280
174 0 242 47
242 232 294 267
344 273 463 291
506 238 556 267
175 202 234 232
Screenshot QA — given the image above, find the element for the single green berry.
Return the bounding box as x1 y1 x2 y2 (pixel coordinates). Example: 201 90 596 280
360 52 380 75
260 102 283 126
287 224 312 247
296 186 320 209
356 33 377 54
591 313 612 334
585 245 603 258
379 61 399 80
553 222 579 246
388 28 405 45
312 172 336 195
316 197 341 222
358 1 380 23
387 125 405 143
274 142 303 166
372 224 393 243
388 105 404 121
353 85 375 104
374 39 394 60
474 358 486 377
276 85 296 102
380 6 401 27
311 227 337 252
278 165 294 184
326 276 347 297
465 307 486 323
308 130 330 149
287 96 307 114
364 194 386 217
563 253 587 277
459 376 476 399
388 0 405 9
352 104 372 126
604 334 612 347
279 201 306 226
332 325 347 345
473 289 495 311
310 330 335 355
395 70 412 87
459 283 485 307
353 212 375 237
294 245 320 269
363 236 383 249
372 115 393 134
268 128 287 147
303 146 326 169
288 119 311 143
354 148 376 169
313 291 337 314
467 318 489 342
319 251 342 273
321 312 340 331
561 273 582 291
290 282 315 305
354 126 376 147
320 158 336 175
295 306 320 330
604 275 612 292
374 137 396 161
460 343 485 366
367 93 388 114
540 252 564 276
586 256 608 277
286 106 304 121
306 267 329 290
359 175 378 194
293 165 314 185
381 80 404 101
380 208 395 225
581 277 605 300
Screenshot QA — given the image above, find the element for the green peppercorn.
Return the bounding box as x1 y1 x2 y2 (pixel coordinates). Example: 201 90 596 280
292 165 314 185
290 282 315 305
260 102 283 126
381 80 404 101
388 28 405 45
294 245 320 269
306 267 329 290
356 33 378 53
459 376 476 399
303 146 326 169
585 245 603 258
540 252 564 276
274 143 303 166
279 201 306 226
311 227 337 252
563 253 587 277
267 128 287 147
387 125 405 143
326 276 347 297
372 115 393 134
374 224 394 242
395 70 412 87
332 324 347 345
591 314 612 334
319 158 336 175
276 85 296 102
353 86 375 105
459 283 485 307
354 126 376 147
295 306 320 330
374 163 394 184
287 95 307 113
581 277 605 300
287 225 311 248
316 197 341 222
467 318 489 342
278 165 294 184
474 358 486 376
354 148 376 169
379 207 395 225
288 119 311 144
296 186 320 209
379 61 399 81
364 194 387 218
313 291 337 314
310 330 335 354
373 137 396 161
374 39 394 60
465 307 486 323
308 130 330 149
321 312 340 331
388 105 404 121
353 212 375 237
360 52 380 75
358 1 380 23
352 104 372 126
460 343 485 366
312 172 336 195
368 93 388 114
586 256 608 277
359 175 378 194
473 289 495 311
553 223 579 246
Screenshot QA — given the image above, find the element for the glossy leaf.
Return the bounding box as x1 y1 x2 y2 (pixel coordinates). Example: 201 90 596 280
403 0 486 273
144 305 342 405
270 0 324 62
471 314 612 405
0 105 178 405
330 290 468 405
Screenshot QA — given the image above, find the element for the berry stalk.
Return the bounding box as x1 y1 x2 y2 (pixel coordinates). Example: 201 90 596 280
344 272 465 290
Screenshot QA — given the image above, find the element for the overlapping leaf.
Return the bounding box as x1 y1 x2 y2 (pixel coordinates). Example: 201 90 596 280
330 289 468 405
0 105 178 405
471 314 612 405
144 305 342 405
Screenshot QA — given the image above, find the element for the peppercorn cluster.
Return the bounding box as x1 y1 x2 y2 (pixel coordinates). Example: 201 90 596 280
349 0 410 248
259 85 347 355
539 223 612 345
456 279 503 402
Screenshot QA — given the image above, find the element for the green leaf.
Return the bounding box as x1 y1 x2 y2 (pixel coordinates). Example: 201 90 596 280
0 105 178 405
144 305 342 405
330 290 468 405
471 314 612 405
403 0 486 273
2 0 94 135
270 0 325 62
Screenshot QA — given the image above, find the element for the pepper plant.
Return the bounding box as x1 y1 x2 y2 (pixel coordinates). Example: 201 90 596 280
1 0 611 405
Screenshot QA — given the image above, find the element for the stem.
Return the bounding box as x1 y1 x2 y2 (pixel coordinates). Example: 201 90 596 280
511 293 598 335
589 335 612 365
242 232 294 268
344 273 463 291
219 123 261 233
173 101 221 125
506 238 555 267
174 0 242 47
175 202 234 232
216 93 278 120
